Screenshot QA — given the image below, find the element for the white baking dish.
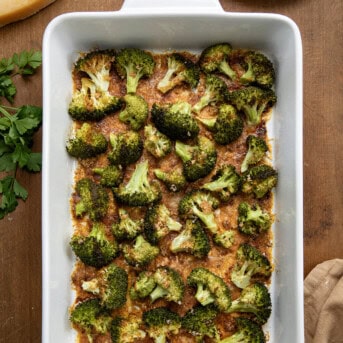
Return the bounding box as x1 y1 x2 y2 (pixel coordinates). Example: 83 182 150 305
42 1 303 342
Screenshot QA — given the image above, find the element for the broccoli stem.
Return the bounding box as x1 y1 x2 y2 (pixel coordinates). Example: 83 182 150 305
126 68 143 93
150 285 168 303
220 61 236 80
192 206 218 234
125 160 148 192
175 141 192 162
195 284 215 306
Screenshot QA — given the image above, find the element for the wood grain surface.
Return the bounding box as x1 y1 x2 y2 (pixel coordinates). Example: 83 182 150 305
0 0 342 342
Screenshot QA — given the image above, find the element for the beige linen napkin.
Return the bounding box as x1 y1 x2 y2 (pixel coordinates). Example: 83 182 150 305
304 259 343 343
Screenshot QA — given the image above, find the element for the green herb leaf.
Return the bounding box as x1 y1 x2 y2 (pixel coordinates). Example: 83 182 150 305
25 152 42 172
0 50 42 219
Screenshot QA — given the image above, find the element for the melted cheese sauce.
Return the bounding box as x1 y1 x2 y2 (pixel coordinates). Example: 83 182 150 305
70 52 274 343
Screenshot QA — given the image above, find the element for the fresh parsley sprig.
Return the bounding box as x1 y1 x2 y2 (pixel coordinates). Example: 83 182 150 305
0 50 42 219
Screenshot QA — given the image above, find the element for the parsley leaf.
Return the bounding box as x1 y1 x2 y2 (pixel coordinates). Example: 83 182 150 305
0 50 42 219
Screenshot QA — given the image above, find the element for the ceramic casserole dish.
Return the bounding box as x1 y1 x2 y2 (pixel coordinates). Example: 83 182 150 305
42 0 303 342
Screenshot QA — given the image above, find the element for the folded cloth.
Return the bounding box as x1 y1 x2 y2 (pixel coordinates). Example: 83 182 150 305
304 259 343 343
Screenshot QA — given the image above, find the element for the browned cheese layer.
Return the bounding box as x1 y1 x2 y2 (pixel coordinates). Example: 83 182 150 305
70 52 274 343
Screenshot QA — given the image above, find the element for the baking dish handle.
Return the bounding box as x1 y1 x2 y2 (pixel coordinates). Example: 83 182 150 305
121 0 224 13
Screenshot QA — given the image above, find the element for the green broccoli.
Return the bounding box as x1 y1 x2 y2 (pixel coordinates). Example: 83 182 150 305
182 305 220 342
187 267 231 312
237 202 271 236
239 50 275 89
70 298 112 338
192 74 229 114
130 271 156 300
154 169 186 192
231 243 272 289
93 165 123 187
81 263 128 310
241 164 278 198
113 160 161 207
151 101 199 141
198 43 236 80
150 266 185 304
157 53 200 93
122 234 159 267
241 135 268 173
201 164 241 202
118 93 148 130
70 222 118 268
142 307 181 343
68 50 122 121
115 48 155 94
219 317 265 343
198 103 244 145
108 130 143 167
229 86 277 126
111 208 143 241
178 190 220 234
175 135 217 182
227 282 272 324
110 316 146 343
170 219 210 258
213 230 235 249
66 123 108 159
74 178 109 221
144 125 172 159
144 203 182 244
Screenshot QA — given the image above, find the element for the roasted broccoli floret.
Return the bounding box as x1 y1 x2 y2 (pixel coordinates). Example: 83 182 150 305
115 48 155 94
144 203 182 244
241 164 278 198
198 43 236 80
237 202 271 236
239 51 275 89
193 74 229 114
118 93 148 130
144 125 172 159
182 305 220 342
178 190 220 234
201 164 241 202
188 267 231 312
113 161 161 207
130 271 156 300
110 316 146 343
81 263 128 310
74 178 109 221
151 101 199 141
93 165 123 187
66 123 108 159
70 298 112 338
154 169 186 192
111 208 143 241
241 135 268 173
70 222 118 268
219 317 265 343
157 53 200 93
170 219 210 258
231 243 272 289
143 307 181 343
122 234 159 267
213 230 235 249
229 86 276 126
175 136 217 182
150 266 185 304
198 103 244 145
108 130 143 166
227 282 272 324
68 50 122 121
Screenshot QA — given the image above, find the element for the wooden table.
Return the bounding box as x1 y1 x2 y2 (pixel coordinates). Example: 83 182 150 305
0 0 342 341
